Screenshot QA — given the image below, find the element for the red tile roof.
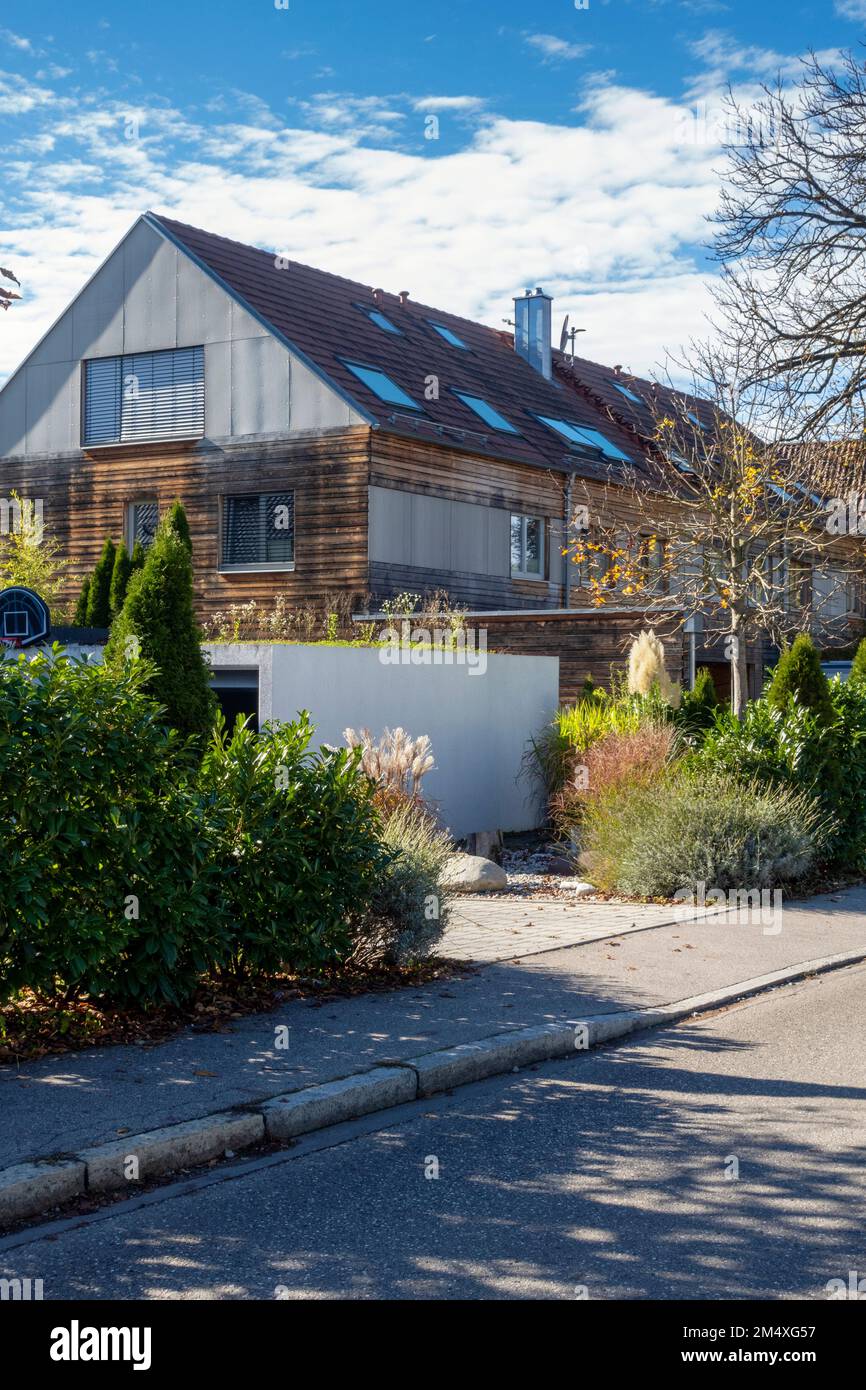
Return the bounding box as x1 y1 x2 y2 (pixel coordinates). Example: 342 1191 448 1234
149 212 692 479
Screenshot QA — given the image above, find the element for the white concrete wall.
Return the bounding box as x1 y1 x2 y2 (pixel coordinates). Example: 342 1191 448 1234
204 642 559 838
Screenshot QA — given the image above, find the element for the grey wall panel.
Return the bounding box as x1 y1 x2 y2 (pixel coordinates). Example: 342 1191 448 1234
289 356 360 432
177 249 232 347
26 361 79 455
0 216 364 458
369 486 513 580
452 497 487 573
204 341 232 438
70 243 125 363
0 372 26 458
122 229 178 354
488 505 511 577
413 494 451 569
29 300 74 367
230 301 271 342
369 485 412 565
230 335 291 437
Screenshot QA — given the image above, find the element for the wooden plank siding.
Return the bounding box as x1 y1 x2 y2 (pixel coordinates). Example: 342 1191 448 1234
1 427 373 619
474 610 687 705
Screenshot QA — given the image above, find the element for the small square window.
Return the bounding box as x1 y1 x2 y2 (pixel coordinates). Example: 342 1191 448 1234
222 492 295 571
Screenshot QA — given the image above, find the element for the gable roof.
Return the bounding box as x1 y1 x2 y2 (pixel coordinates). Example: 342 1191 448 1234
148 212 652 480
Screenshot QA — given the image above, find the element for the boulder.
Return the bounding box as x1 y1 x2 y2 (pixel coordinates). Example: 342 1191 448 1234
441 852 508 893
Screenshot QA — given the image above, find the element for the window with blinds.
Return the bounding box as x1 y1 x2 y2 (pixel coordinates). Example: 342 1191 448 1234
221 493 295 570
127 500 159 551
83 346 205 445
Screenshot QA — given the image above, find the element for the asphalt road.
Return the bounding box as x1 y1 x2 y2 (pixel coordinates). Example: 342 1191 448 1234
2 963 865 1301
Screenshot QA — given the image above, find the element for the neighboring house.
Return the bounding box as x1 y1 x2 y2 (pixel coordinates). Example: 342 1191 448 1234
0 212 860 699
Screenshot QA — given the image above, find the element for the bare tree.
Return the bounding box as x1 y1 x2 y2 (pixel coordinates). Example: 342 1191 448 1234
713 49 866 436
0 265 21 312
567 348 864 715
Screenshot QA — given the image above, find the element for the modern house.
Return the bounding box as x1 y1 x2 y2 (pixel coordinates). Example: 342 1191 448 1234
0 212 859 699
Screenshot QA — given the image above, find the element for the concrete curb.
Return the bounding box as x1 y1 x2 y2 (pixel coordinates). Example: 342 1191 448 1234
2 945 864 1228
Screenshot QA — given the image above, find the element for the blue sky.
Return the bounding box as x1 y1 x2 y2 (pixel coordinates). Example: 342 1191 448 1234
0 0 862 384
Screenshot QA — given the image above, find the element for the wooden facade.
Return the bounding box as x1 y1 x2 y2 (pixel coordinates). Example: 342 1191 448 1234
2 427 373 620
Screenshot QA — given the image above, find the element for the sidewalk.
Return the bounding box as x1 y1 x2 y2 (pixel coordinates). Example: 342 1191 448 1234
3 885 866 1172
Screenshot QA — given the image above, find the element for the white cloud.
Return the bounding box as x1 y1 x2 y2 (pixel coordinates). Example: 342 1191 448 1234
0 29 33 53
0 69 54 115
0 74 731 384
524 34 590 63
411 95 486 112
290 92 406 141
835 0 866 19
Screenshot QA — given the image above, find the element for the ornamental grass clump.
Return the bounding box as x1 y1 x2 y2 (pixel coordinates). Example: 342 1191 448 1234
551 723 677 838
343 726 435 815
627 629 681 709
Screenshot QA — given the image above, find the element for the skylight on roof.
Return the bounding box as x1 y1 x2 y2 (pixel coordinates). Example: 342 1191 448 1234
342 360 420 410
610 381 643 405
536 416 631 463
791 480 825 506
429 322 469 349
767 482 798 504
672 452 695 474
357 305 402 335
453 391 520 434
686 411 708 430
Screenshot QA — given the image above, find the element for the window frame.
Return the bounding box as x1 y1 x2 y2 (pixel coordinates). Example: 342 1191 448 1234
610 381 643 405
340 359 423 411
82 345 205 448
429 321 470 350
354 304 403 336
510 512 546 580
125 498 159 553
534 414 631 463
219 490 296 574
453 390 521 435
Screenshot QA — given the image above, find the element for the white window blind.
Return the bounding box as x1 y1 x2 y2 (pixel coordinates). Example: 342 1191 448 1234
84 346 204 445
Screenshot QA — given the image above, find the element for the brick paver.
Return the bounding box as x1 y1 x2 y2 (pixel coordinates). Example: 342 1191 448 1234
441 895 710 962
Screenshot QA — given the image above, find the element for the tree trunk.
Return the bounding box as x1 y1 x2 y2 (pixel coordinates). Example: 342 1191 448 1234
729 612 749 717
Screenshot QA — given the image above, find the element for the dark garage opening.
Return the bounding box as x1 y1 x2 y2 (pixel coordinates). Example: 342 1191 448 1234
210 667 260 732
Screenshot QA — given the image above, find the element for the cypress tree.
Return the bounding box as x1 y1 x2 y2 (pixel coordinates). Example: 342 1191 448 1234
105 509 215 738
85 537 116 628
767 633 835 726
165 499 192 552
130 540 146 573
850 635 866 688
109 541 133 618
73 575 91 626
